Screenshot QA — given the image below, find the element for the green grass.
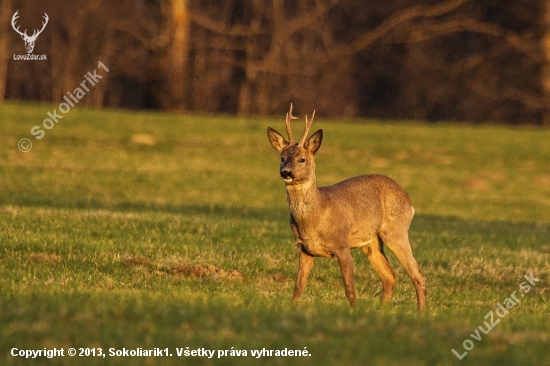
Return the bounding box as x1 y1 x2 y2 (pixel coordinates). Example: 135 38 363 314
0 101 549 365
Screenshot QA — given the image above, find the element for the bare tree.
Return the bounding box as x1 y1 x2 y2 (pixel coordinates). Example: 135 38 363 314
186 0 503 118
163 0 191 110
50 3 88 104
542 2 550 125
0 0 13 102
189 0 349 116
1 0 548 124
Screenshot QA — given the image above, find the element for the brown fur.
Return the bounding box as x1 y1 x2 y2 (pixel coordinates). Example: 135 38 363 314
267 107 427 310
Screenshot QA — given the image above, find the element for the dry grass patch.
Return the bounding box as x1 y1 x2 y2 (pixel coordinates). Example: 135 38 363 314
534 176 550 186
173 264 243 280
130 133 157 146
462 178 490 190
29 253 62 263
123 257 152 266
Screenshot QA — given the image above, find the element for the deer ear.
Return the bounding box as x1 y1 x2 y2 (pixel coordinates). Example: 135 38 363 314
306 129 323 155
267 127 288 153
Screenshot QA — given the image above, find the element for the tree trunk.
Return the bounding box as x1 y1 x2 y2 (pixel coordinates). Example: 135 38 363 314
238 80 252 116
165 0 190 111
0 0 12 102
542 3 550 126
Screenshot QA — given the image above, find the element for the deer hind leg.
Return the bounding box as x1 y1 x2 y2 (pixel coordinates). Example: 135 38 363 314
361 236 397 304
292 247 314 303
380 231 426 311
335 249 357 307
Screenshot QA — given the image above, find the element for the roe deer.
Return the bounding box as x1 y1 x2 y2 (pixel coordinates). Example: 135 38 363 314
267 104 426 310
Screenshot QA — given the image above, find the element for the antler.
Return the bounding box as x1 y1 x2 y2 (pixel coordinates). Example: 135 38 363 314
285 103 298 144
298 110 315 146
11 11 27 38
29 13 49 40
11 11 48 40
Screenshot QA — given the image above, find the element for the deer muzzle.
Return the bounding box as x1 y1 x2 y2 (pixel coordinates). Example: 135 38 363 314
280 169 294 181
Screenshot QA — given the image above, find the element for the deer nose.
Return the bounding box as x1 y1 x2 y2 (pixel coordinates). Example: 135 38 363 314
281 170 294 180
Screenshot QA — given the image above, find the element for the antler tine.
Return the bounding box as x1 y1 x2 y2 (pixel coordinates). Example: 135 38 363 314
11 10 19 27
40 13 49 32
285 103 298 144
11 10 28 37
30 13 49 39
298 110 315 146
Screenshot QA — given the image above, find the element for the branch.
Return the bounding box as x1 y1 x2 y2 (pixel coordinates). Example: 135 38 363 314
189 11 266 37
254 0 338 72
336 0 470 56
466 78 545 110
438 44 511 75
403 19 542 62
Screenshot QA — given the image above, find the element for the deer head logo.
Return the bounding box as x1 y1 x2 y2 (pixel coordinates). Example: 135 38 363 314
11 10 49 54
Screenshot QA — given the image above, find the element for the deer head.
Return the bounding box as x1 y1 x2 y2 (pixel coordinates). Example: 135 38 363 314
11 11 49 54
267 104 323 185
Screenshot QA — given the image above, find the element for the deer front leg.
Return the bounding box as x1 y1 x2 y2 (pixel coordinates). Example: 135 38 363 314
292 247 314 303
336 249 356 307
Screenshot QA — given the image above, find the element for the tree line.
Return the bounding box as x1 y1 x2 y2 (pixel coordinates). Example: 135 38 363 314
0 0 549 125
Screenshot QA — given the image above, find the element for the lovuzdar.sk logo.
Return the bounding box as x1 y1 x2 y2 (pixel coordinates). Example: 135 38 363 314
11 10 48 60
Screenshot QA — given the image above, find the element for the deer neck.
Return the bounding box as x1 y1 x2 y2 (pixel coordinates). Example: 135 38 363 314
285 177 320 220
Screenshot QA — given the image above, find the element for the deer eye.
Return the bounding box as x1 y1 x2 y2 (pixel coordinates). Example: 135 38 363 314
280 157 284 163
298 158 306 163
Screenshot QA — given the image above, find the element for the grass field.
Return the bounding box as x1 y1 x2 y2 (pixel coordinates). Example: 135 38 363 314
1 101 549 365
